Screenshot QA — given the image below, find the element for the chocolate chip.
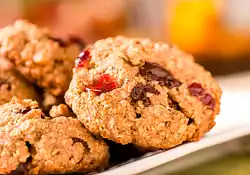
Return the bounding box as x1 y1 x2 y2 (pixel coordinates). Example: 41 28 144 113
140 62 182 89
130 83 160 107
143 84 160 95
136 113 141 118
168 97 181 110
41 112 46 119
72 137 90 152
25 142 36 155
187 118 194 125
143 98 151 107
25 141 31 151
165 121 170 127
130 85 144 100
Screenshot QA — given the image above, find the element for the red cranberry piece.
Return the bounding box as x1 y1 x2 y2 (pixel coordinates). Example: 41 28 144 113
188 83 205 96
188 83 216 110
201 93 216 110
140 62 181 89
75 50 91 68
85 74 118 95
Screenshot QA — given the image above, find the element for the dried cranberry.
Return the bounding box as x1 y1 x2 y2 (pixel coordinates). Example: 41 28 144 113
140 62 181 88
130 83 160 107
188 83 216 110
188 83 204 96
201 93 216 110
85 74 118 95
75 50 91 68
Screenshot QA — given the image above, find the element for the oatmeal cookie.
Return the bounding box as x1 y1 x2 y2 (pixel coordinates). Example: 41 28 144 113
0 58 40 105
65 36 222 149
49 104 74 118
42 91 65 112
0 97 109 174
0 20 83 96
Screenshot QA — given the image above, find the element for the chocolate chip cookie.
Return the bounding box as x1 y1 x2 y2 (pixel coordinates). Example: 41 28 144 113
0 20 83 96
65 36 222 149
0 58 40 105
0 97 109 174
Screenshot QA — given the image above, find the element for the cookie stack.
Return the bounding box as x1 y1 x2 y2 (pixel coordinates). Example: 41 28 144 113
0 20 222 174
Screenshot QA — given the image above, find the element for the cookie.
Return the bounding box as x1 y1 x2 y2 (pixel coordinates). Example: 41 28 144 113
65 36 222 149
0 97 109 174
0 20 83 96
0 58 40 105
49 104 74 118
42 91 65 112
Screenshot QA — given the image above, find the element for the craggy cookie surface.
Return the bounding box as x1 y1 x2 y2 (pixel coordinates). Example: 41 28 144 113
0 20 83 96
0 98 109 174
65 36 222 149
0 58 39 105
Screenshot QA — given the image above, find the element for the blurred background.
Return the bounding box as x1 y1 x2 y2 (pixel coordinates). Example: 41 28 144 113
1 0 250 174
1 0 250 75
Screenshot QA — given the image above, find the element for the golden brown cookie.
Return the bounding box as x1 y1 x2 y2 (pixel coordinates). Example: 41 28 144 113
49 104 74 118
0 58 40 105
65 36 222 149
0 20 83 96
0 97 109 174
42 91 65 112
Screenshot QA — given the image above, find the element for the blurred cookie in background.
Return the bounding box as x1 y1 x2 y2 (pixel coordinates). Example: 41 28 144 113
0 20 82 97
0 58 40 105
53 0 127 43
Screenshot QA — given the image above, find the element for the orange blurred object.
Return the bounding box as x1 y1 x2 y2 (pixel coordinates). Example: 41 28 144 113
166 0 250 59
